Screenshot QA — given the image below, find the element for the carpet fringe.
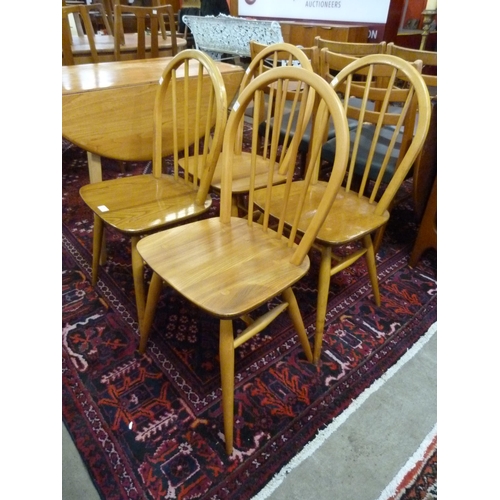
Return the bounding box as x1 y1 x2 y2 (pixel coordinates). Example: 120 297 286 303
250 321 437 500
376 422 437 500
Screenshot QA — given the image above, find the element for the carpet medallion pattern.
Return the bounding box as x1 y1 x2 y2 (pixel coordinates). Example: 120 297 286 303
62 139 437 499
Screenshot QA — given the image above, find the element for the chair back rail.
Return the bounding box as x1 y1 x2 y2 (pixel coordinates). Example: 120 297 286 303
314 36 387 56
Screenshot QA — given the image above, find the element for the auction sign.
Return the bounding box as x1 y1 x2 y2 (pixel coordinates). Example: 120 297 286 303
238 0 391 24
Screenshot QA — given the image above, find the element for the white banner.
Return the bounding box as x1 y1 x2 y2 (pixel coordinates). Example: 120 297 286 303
238 0 391 24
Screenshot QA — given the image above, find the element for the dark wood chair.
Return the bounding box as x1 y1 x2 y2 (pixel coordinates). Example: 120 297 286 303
62 4 102 65
113 2 179 60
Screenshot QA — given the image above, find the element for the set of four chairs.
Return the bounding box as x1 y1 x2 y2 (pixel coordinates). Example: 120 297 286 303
78 42 433 454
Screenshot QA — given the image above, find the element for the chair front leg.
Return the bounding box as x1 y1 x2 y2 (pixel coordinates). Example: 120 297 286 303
282 287 313 363
131 236 146 329
363 234 381 306
313 245 332 363
91 215 105 286
219 319 235 455
138 271 163 353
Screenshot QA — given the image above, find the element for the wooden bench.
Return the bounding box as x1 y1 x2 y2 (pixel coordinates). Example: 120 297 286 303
182 14 283 61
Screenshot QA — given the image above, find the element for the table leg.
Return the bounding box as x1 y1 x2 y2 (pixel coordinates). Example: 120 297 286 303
87 151 103 184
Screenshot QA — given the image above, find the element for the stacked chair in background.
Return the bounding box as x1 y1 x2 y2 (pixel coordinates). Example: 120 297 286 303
62 0 182 65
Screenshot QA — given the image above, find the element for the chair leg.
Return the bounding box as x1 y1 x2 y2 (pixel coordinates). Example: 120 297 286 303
219 319 235 455
372 222 387 255
282 287 313 363
138 271 163 353
363 234 381 307
91 215 105 286
131 236 146 329
313 245 332 364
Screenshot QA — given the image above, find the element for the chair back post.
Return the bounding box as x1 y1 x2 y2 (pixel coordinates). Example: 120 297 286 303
152 50 228 204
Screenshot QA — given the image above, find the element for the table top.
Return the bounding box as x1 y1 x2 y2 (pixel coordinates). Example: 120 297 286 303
62 57 244 162
62 56 243 95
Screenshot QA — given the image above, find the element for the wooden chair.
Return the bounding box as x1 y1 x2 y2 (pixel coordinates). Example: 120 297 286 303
136 65 351 455
314 36 387 56
62 4 100 65
253 54 432 363
113 2 178 60
182 42 316 217
79 49 228 330
319 47 425 251
88 0 115 35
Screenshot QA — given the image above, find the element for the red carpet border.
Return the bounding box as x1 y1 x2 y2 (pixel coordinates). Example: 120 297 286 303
377 424 437 500
62 140 437 499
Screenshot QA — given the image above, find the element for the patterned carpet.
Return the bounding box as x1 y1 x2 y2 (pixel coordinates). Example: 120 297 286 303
62 139 437 500
378 425 437 500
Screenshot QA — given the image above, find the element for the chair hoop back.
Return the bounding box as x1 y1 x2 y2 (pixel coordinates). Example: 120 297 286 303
220 66 350 266
329 54 431 213
234 43 316 157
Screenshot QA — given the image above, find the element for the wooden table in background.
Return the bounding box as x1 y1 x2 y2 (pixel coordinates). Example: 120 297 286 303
62 57 244 183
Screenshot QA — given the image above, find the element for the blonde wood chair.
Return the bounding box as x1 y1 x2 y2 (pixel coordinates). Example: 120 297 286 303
113 2 178 60
62 4 100 65
386 42 437 231
319 47 425 251
136 65 351 455
314 36 387 56
182 42 315 217
79 49 228 330
254 54 432 363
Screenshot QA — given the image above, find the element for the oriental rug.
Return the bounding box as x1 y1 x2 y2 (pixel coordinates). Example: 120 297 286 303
378 425 437 500
62 139 437 500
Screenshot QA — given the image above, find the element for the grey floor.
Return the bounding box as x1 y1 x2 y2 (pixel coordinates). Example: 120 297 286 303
62 328 437 500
